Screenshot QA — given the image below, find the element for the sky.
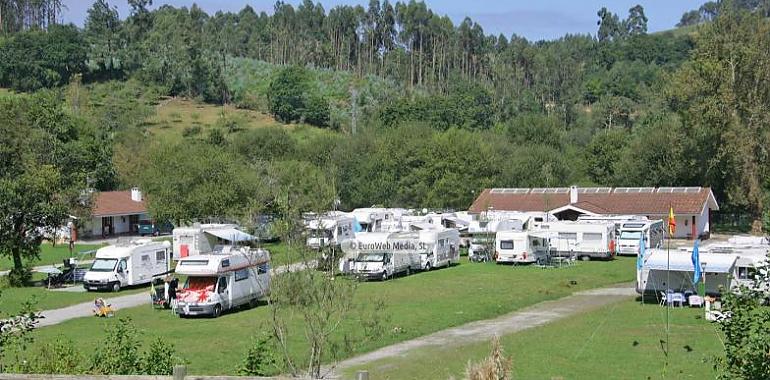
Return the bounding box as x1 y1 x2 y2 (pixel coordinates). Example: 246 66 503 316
62 0 705 41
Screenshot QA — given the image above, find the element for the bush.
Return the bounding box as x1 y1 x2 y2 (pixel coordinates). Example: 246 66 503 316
238 333 276 376
89 318 141 375
140 337 180 375
7 265 32 287
182 125 201 137
24 338 84 374
464 336 512 380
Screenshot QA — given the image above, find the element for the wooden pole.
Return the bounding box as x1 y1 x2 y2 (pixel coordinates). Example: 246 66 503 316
173 365 187 380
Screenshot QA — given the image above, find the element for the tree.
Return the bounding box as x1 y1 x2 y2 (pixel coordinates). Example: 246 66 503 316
84 0 122 77
596 7 622 42
268 66 309 123
625 5 648 35
716 254 770 379
0 95 80 285
584 130 627 185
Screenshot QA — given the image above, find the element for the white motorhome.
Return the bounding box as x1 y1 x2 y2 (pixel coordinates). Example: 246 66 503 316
417 228 460 270
353 251 421 281
539 221 616 260
495 230 549 264
175 246 270 318
83 239 171 292
305 214 356 249
617 220 665 256
577 215 647 236
172 224 256 259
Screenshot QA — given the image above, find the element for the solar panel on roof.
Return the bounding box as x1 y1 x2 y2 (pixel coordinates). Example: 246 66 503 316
672 188 687 193
684 187 702 193
531 188 547 194
578 187 611 193
551 188 569 193
657 187 675 193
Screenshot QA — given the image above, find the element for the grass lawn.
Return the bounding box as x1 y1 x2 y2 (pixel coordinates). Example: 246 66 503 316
27 257 636 375
0 284 149 317
0 243 105 271
348 299 725 380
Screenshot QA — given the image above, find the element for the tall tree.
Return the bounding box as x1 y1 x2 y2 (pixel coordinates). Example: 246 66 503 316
84 0 122 77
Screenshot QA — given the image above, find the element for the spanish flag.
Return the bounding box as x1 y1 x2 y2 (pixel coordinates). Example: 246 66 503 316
668 206 676 236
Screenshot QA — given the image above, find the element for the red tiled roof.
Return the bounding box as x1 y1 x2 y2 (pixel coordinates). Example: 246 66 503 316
92 191 147 217
469 187 718 215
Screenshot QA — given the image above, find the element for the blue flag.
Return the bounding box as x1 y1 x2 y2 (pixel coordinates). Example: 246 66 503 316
692 239 701 285
636 234 645 270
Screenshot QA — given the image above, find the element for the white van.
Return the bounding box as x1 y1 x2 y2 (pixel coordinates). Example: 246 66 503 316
83 239 171 292
540 221 616 260
175 246 270 318
495 231 549 264
305 215 356 249
354 251 421 281
617 220 665 256
172 223 255 259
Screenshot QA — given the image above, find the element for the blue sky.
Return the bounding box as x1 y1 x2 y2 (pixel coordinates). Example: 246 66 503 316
62 0 704 41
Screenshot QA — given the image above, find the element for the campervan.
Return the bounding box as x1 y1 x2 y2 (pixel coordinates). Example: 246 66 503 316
418 228 460 270
172 224 255 259
348 232 422 280
539 221 616 260
495 230 549 264
83 239 171 292
175 246 270 318
577 215 647 237
305 214 356 249
617 220 665 256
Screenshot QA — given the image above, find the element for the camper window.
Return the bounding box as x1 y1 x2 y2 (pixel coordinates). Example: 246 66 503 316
737 267 756 280
500 240 514 250
217 277 228 293
90 258 118 272
141 255 150 264
235 269 249 281
155 250 166 263
117 260 127 273
258 263 269 274
620 231 643 240
558 233 577 241
357 253 385 262
179 259 209 266
583 233 602 242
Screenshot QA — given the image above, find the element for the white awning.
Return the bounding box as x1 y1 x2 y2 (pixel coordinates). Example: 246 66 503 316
645 251 736 273
205 228 255 242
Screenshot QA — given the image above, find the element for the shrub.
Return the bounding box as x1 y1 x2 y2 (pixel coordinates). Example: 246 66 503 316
140 337 180 375
89 318 141 375
182 125 201 137
238 333 276 376
25 338 84 374
464 336 512 380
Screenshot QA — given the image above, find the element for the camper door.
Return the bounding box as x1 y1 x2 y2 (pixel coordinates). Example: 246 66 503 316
216 275 232 309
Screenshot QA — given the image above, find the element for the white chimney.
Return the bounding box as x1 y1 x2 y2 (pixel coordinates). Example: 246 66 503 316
130 187 142 202
569 185 578 204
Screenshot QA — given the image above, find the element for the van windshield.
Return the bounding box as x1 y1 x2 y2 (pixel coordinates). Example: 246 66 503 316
357 253 385 262
620 231 643 240
90 258 117 272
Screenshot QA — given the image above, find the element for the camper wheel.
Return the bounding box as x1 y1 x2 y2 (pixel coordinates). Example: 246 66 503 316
381 271 388 281
580 256 591 262
425 262 432 271
248 298 259 309
406 267 411 276
111 282 121 292
212 304 222 318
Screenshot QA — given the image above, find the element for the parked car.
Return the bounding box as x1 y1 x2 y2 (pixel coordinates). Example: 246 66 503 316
136 220 174 236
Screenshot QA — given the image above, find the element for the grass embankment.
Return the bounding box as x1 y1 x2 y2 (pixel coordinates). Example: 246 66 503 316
350 299 724 379
0 243 105 271
144 98 330 143
30 257 636 375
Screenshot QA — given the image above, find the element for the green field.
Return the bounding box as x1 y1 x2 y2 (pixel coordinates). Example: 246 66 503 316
144 98 331 143
26 257 636 375
349 299 724 380
0 243 105 271
0 284 149 317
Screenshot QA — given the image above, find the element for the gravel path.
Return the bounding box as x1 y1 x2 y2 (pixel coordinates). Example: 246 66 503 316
328 283 637 378
35 261 311 328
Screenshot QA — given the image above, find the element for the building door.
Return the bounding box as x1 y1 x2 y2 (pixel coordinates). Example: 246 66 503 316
102 216 113 236
129 214 139 233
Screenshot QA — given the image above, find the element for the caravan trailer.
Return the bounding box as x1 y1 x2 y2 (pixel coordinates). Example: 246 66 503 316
418 228 460 270
172 224 255 259
347 232 422 280
305 214 356 249
83 239 171 292
539 221 616 260
617 220 665 256
495 231 549 264
175 246 270 318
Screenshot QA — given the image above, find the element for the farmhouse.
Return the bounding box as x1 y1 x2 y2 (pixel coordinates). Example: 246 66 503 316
469 186 719 239
85 187 149 237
